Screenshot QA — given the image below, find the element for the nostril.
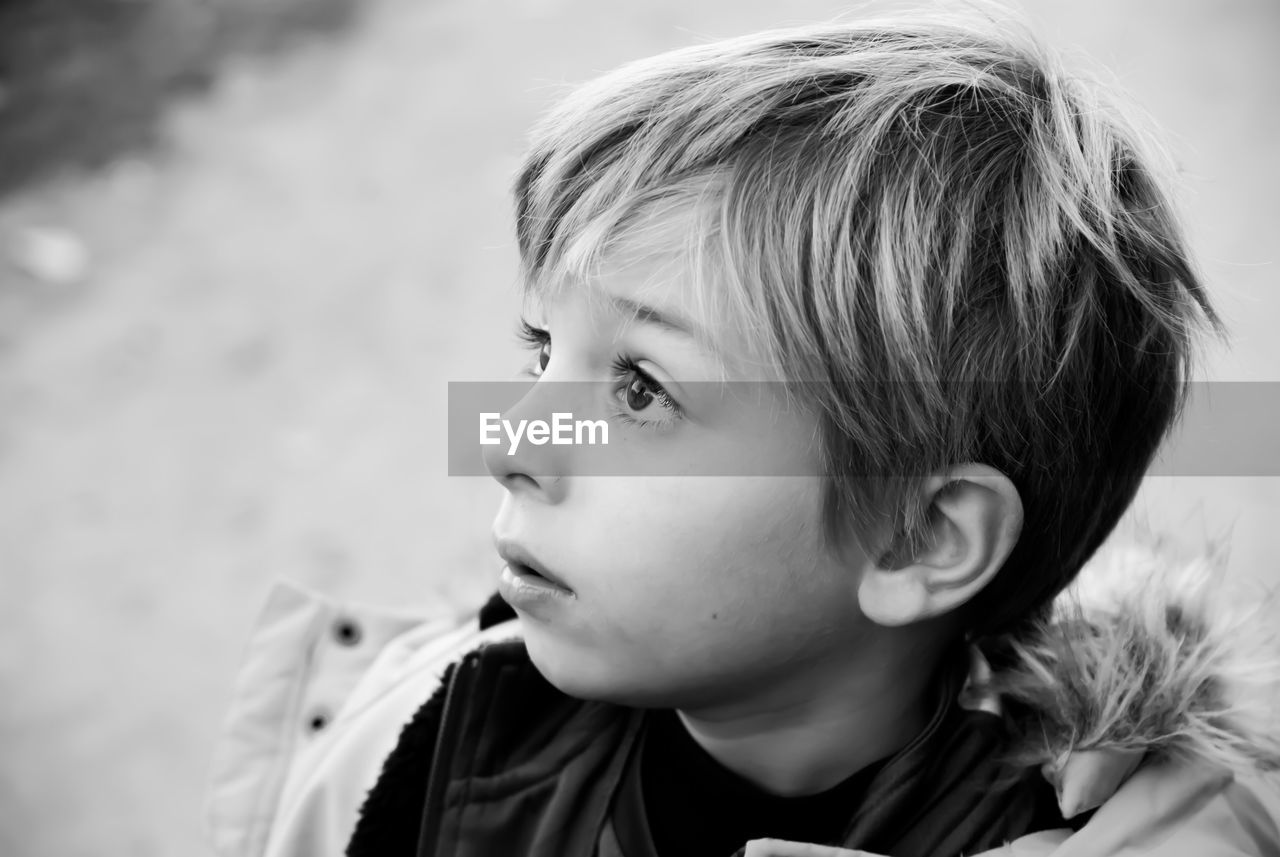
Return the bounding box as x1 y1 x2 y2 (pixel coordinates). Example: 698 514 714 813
507 473 541 490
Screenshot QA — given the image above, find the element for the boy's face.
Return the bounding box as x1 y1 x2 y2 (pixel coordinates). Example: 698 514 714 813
484 248 879 712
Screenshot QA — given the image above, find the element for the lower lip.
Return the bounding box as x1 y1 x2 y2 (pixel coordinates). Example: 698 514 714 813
497 563 576 613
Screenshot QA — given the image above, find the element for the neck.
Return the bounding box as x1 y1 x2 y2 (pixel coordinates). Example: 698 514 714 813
675 637 945 796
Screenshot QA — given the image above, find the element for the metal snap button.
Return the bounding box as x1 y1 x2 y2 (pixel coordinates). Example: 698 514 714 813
307 708 331 733
333 617 362 647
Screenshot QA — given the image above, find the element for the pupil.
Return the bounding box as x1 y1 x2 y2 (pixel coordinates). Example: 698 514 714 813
538 344 550 372
626 376 653 411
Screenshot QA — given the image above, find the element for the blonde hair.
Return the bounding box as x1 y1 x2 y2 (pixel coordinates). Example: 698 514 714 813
512 11 1219 636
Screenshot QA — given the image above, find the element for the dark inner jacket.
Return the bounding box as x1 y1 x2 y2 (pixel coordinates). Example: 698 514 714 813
346 595 1067 857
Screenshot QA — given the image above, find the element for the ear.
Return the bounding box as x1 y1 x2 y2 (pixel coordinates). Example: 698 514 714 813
857 464 1023 627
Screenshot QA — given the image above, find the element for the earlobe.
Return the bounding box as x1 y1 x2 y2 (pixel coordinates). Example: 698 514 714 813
857 465 1022 627
857 562 932 627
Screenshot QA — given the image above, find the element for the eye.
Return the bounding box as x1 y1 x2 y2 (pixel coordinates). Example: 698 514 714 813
624 374 657 411
516 318 551 377
610 356 682 427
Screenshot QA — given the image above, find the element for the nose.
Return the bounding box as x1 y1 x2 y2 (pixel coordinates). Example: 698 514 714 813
482 379 574 502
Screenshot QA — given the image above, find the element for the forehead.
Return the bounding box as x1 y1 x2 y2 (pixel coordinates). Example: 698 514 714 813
526 199 776 379
535 249 770 382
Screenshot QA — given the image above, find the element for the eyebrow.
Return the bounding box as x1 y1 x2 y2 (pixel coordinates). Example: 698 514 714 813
608 295 704 340
605 292 734 377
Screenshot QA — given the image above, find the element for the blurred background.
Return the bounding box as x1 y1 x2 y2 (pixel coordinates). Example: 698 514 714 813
0 0 1276 854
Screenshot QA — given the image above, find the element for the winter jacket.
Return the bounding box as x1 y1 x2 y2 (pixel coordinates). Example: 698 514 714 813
205 546 1280 857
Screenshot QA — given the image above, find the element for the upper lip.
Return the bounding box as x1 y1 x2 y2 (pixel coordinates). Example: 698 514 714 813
494 538 573 591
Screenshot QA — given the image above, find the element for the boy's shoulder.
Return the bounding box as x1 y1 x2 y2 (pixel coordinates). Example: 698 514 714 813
744 767 1280 857
204 580 523 857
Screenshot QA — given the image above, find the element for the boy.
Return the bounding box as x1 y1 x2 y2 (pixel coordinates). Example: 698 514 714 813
207 11 1280 857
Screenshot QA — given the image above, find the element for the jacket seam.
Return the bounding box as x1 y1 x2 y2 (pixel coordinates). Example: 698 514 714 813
254 600 332 857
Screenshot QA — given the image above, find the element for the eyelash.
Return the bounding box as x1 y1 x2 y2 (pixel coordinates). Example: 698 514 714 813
516 319 550 367
515 319 683 427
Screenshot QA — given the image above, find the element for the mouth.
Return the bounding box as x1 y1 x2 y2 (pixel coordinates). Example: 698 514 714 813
494 541 575 596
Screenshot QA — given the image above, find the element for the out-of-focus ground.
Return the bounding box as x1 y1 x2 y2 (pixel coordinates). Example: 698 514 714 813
0 0 1276 854
0 0 361 197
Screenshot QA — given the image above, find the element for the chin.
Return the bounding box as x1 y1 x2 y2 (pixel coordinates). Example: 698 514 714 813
520 622 661 707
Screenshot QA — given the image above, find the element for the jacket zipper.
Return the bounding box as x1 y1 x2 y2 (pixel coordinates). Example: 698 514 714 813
416 650 477 856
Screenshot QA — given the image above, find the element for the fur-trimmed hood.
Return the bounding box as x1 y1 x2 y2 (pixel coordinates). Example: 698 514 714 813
972 543 1280 819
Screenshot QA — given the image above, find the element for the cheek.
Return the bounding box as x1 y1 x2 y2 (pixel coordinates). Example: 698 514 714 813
522 477 869 707
533 477 864 706
580 477 851 640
